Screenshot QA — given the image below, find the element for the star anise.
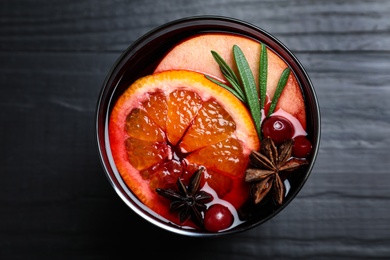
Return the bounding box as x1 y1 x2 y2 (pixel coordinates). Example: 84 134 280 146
245 137 308 205
155 167 212 228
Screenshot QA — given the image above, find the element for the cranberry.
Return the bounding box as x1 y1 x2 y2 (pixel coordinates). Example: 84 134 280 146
261 115 294 145
292 135 312 158
204 204 233 232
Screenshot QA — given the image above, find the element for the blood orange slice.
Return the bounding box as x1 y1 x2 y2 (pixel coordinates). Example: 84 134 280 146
109 70 259 227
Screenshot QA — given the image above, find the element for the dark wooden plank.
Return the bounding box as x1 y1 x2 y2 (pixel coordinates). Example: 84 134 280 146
0 0 389 52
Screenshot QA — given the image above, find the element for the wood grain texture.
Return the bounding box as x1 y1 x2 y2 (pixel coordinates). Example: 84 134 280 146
1 0 389 259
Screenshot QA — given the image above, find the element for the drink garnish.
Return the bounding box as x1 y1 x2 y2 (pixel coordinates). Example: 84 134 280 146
156 167 212 228
267 67 291 116
245 137 308 205
205 43 308 206
206 43 291 141
259 43 268 111
233 45 262 139
209 50 246 103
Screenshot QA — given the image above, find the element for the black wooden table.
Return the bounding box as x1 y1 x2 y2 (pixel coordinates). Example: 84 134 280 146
1 0 389 259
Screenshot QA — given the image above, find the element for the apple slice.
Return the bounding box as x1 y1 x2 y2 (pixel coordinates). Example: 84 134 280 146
154 33 306 130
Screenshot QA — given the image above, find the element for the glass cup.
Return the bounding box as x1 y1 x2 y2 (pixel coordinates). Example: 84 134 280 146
95 15 321 237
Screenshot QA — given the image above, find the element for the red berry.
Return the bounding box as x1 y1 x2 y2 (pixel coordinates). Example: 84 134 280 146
292 135 312 158
262 116 294 145
204 204 233 232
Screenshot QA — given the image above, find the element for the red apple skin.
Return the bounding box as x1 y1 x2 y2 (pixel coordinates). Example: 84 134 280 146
154 33 306 130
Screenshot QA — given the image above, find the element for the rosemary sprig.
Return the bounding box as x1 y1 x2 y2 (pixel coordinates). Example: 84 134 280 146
233 45 261 138
206 76 246 103
207 43 291 141
210 51 240 87
259 43 268 110
267 67 290 116
206 51 246 103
